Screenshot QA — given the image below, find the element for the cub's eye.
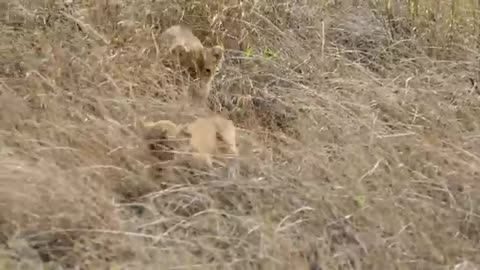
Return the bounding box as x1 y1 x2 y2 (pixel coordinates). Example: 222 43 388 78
205 68 211 74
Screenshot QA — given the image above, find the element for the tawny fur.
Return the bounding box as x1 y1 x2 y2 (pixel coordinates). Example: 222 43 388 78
158 25 224 104
142 120 180 138
184 115 238 167
141 120 184 161
142 115 238 168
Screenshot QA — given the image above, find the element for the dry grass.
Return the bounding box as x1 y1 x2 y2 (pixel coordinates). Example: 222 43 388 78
1 0 480 269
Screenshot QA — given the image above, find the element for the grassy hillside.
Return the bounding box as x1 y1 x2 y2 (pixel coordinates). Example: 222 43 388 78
1 0 480 269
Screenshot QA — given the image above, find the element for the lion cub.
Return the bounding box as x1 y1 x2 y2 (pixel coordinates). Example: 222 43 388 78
142 115 238 169
159 25 224 103
184 115 238 168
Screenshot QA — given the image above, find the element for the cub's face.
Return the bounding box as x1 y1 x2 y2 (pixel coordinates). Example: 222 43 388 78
199 46 224 79
183 46 224 82
170 44 224 102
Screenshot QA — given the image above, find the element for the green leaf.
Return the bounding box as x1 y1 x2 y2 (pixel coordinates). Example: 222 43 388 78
244 47 254 57
263 47 278 59
110 264 122 270
354 195 366 208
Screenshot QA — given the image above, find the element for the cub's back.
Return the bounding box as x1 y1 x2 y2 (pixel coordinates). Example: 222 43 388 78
186 117 218 155
159 25 203 52
186 116 238 157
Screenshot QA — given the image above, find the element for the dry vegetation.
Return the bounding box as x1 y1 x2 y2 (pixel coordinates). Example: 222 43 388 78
1 0 480 269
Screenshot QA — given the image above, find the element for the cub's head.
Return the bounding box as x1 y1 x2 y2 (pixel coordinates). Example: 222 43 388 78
170 44 224 103
172 45 223 80
198 45 224 79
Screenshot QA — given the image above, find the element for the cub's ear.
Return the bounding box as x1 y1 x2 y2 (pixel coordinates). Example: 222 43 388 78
178 123 192 138
210 45 224 62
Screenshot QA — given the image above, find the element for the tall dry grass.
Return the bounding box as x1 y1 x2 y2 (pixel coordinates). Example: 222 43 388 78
1 0 480 269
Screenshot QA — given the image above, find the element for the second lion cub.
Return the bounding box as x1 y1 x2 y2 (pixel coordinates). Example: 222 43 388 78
159 25 224 103
142 115 238 169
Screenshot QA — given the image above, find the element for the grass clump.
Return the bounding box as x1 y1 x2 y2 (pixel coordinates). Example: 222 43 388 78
1 0 480 269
